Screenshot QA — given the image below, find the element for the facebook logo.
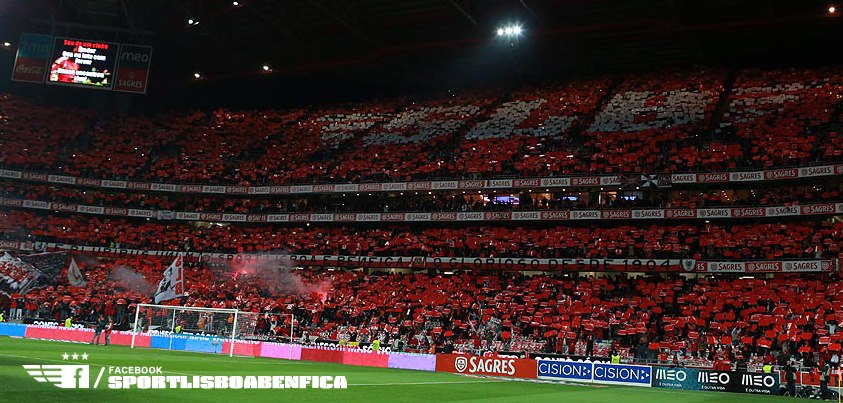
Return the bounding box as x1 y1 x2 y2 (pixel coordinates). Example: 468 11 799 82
537 360 593 381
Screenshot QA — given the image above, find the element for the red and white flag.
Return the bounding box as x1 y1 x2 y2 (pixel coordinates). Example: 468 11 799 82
154 254 184 303
67 257 86 287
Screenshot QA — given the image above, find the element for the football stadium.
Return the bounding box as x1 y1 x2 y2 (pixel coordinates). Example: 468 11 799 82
1 0 843 401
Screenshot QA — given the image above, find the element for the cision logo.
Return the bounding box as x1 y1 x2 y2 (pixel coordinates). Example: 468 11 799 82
23 353 348 390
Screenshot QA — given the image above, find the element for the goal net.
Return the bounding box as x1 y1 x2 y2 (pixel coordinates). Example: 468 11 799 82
131 304 261 357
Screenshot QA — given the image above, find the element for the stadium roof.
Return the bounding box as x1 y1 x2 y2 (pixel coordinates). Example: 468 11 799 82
1 0 841 106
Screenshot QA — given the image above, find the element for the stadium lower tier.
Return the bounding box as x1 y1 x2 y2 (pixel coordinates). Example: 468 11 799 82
2 210 843 260
2 254 842 371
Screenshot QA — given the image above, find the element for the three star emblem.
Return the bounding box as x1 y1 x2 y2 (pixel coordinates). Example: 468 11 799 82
61 352 88 360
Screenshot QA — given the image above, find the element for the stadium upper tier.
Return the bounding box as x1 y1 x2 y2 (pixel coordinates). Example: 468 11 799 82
1 67 841 186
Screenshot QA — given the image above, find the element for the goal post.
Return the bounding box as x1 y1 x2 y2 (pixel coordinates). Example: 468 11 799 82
131 303 260 357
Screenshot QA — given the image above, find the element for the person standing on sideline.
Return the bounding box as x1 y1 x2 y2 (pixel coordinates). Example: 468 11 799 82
91 315 106 345
820 361 831 400
104 317 114 346
785 360 797 397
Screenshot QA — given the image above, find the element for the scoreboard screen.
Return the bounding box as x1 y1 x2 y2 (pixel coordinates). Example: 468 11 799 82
46 37 119 90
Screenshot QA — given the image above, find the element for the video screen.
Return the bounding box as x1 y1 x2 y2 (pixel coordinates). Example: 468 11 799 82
47 37 119 89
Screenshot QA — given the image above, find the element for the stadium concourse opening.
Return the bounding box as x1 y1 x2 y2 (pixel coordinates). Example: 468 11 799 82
1 0 843 402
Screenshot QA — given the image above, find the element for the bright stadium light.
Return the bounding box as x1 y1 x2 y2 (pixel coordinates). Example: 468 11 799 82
233 1 240 5
830 5 837 14
193 72 201 79
262 65 270 71
497 24 523 37
2 42 10 47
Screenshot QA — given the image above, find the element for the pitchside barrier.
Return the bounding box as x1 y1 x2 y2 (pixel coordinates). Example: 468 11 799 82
1 322 787 396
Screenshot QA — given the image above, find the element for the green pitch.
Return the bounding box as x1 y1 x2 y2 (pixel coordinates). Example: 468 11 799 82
0 337 791 402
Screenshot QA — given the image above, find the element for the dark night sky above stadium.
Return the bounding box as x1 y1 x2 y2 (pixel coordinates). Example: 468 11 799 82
0 0 841 111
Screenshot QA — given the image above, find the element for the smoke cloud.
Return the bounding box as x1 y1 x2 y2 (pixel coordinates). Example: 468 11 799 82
107 265 156 294
212 251 332 301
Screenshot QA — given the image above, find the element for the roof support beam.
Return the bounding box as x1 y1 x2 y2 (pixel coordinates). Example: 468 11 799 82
446 0 479 28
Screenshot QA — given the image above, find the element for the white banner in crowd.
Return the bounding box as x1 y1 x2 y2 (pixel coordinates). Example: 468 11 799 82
0 162 842 196
66 257 86 287
153 254 184 303
0 196 839 223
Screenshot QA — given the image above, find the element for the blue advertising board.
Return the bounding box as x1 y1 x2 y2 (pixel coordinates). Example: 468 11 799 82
537 360 593 381
538 360 652 387
592 362 652 386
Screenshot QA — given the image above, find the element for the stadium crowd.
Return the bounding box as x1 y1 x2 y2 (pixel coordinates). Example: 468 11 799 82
2 255 840 371
1 68 841 185
1 66 842 374
1 210 840 260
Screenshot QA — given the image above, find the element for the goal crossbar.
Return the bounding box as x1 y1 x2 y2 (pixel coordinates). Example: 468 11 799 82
131 303 268 357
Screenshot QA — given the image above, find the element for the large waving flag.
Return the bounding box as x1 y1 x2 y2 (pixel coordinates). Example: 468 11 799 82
67 257 86 287
154 254 184 303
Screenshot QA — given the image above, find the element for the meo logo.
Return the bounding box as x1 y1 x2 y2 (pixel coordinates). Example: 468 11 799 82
741 374 776 387
23 365 90 388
